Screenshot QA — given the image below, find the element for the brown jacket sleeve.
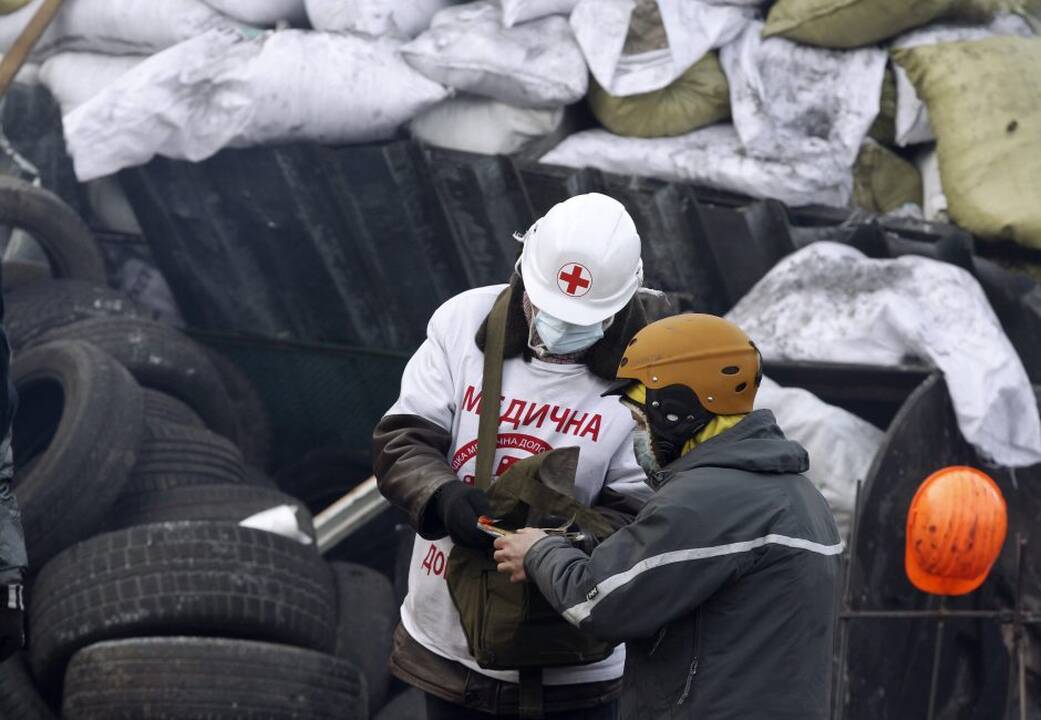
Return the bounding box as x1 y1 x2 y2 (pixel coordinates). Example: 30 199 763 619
373 413 459 540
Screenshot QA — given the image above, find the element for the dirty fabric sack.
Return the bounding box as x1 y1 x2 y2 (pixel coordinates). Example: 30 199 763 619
571 0 752 97
410 95 563 154
39 53 145 115
722 21 887 169
587 51 729 138
852 139 923 214
305 0 455 37
755 377 883 538
63 29 449 181
893 36 1041 249
402 2 586 108
541 124 854 207
202 0 307 25
727 242 1041 467
499 0 580 27
0 0 238 60
890 14 1035 147
763 0 996 49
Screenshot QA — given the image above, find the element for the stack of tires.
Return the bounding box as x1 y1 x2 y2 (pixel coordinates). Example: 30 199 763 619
0 178 402 719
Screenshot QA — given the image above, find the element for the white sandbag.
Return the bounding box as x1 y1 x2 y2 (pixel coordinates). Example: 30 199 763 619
305 0 453 37
410 95 563 154
500 0 579 27
39 53 145 115
239 30 450 146
402 2 586 108
890 14 1034 147
728 242 1041 468
0 0 239 60
916 146 949 222
541 124 853 207
202 0 306 25
721 21 887 168
755 377 883 538
64 29 449 181
570 0 753 98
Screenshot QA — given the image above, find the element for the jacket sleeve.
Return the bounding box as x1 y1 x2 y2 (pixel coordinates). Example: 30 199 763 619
523 499 742 643
0 298 26 584
372 303 461 539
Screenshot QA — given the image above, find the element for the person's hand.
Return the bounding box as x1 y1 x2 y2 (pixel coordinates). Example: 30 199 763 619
432 482 493 549
493 528 549 583
0 605 24 664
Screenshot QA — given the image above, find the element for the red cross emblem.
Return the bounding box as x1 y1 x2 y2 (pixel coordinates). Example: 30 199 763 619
557 263 592 297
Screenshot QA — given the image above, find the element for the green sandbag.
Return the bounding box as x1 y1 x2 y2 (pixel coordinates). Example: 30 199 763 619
0 0 32 14
893 36 1041 248
852 141 923 214
763 0 996 49
868 66 897 145
588 52 731 139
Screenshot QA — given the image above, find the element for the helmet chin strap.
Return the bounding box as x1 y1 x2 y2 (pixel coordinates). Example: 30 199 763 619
644 385 715 466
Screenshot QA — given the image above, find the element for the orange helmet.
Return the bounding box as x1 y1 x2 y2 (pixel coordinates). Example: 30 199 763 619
905 466 1007 596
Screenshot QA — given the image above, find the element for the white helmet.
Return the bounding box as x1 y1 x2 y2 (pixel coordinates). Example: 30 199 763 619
518 193 643 326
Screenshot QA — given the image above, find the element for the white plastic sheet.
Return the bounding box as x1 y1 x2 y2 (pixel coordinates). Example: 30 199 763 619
727 242 1041 468
722 21 887 169
63 29 449 181
756 377 883 538
410 95 563 154
541 124 854 207
570 0 752 97
402 2 587 108
0 0 238 59
202 0 307 25
499 0 579 27
39 53 145 115
890 14 1034 147
305 0 454 37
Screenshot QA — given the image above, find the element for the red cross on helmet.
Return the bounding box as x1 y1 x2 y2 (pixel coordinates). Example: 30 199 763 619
518 193 643 325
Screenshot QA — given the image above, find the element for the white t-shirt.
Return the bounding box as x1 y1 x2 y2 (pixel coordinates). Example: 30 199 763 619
387 284 649 685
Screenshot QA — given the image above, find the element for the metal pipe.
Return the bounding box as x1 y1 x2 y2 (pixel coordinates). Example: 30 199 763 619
313 476 390 554
833 480 862 720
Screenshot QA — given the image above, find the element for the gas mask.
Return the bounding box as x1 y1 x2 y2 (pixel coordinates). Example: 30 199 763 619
528 311 612 358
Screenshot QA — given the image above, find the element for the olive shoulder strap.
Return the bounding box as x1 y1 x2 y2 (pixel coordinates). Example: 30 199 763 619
474 285 512 491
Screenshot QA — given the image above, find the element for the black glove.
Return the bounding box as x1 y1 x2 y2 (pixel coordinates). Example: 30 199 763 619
432 482 493 549
0 585 25 664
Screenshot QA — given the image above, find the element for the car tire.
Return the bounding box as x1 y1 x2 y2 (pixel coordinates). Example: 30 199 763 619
6 280 142 351
142 389 204 429
331 562 396 714
124 419 248 496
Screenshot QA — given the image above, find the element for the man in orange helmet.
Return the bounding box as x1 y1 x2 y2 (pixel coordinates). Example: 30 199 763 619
494 313 842 720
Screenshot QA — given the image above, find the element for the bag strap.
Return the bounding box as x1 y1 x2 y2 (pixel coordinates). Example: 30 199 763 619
474 285 512 491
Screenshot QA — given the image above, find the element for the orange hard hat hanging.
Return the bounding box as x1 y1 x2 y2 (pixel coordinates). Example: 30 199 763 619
905 466 1007 596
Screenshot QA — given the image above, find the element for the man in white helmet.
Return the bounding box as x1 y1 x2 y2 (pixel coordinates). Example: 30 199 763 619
374 193 652 719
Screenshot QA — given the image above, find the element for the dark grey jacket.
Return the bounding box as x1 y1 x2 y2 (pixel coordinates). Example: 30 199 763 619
524 410 842 720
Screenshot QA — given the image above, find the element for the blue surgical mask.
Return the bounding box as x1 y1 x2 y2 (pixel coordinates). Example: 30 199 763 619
530 311 605 356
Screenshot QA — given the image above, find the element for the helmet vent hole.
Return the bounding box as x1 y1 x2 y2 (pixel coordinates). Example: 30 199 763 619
722 366 740 376
628 338 638 347
735 382 748 393
620 357 629 367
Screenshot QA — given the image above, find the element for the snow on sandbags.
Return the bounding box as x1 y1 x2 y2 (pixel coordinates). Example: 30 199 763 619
402 2 586 108
39 53 145 115
894 36 1041 250
202 0 307 26
721 22 887 169
541 124 854 207
305 0 455 37
410 95 563 154
63 29 450 181
755 377 883 538
916 147 949 222
571 0 753 97
588 51 730 138
499 0 579 27
0 0 240 60
890 14 1034 147
728 242 1041 468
